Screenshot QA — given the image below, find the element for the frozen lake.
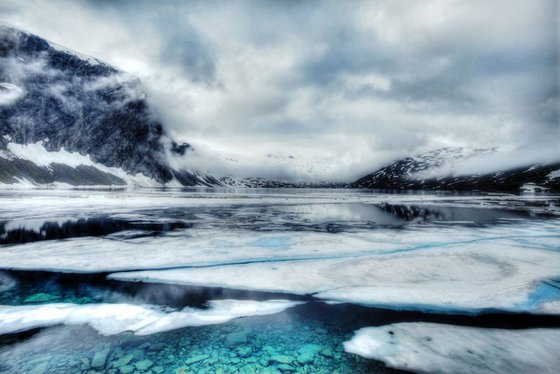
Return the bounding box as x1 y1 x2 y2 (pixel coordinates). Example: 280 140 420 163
0 188 559 373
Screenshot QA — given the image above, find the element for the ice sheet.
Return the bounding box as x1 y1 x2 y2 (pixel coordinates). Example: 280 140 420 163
1 190 559 313
111 239 560 314
344 323 560 374
0 229 402 271
0 299 302 336
1 189 557 219
1 211 558 273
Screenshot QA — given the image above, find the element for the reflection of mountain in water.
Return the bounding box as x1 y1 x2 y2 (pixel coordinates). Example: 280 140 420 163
0 217 190 245
377 203 537 224
1 202 549 246
282 202 544 229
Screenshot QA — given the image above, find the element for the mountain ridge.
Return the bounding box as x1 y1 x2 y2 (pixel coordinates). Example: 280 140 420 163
0 25 208 187
1 26 558 192
350 147 560 192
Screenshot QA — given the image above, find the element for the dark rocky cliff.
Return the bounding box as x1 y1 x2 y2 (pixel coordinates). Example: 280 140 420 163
0 25 199 186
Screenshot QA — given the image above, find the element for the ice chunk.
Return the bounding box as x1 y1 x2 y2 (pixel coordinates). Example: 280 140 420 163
344 323 560 374
0 299 302 336
111 240 560 313
1 208 558 274
137 299 303 335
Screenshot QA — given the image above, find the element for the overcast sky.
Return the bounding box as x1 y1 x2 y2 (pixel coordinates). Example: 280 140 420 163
2 0 558 181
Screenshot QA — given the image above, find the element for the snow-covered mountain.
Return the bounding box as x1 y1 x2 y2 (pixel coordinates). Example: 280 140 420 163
0 25 216 187
350 147 560 192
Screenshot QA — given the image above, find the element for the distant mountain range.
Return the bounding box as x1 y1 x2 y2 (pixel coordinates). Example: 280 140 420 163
1 25 558 192
350 147 560 192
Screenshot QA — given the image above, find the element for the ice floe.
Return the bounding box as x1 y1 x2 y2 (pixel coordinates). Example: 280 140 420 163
1 203 558 273
110 233 560 314
344 323 560 374
0 228 399 272
1 190 559 313
0 299 302 336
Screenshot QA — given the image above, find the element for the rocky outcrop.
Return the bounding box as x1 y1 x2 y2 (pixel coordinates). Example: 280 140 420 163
0 25 200 186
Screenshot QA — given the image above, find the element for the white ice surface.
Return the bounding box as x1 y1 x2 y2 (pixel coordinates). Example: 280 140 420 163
1 195 558 275
540 300 560 314
0 228 404 272
0 299 302 336
1 189 557 218
1 190 559 313
3 218 56 233
344 323 560 374
111 237 560 313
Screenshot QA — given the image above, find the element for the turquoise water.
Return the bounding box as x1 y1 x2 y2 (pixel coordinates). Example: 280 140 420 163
2 271 560 374
0 308 395 374
0 271 402 374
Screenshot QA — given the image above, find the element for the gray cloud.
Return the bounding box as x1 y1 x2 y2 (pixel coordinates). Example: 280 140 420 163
97 0 217 84
1 0 558 181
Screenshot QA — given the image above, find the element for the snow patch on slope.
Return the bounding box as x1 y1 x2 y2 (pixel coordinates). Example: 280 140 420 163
548 169 560 180
1 141 162 187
